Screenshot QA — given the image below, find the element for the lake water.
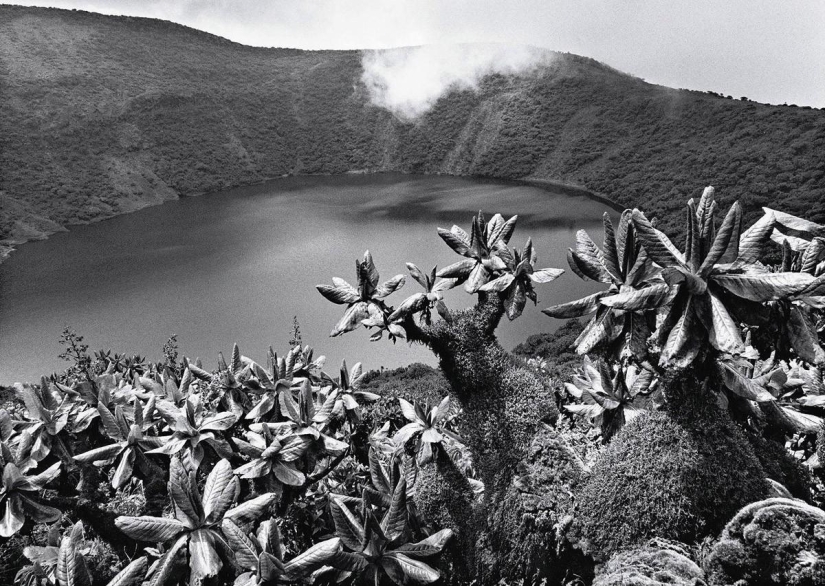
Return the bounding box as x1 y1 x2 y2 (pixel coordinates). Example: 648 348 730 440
0 174 610 384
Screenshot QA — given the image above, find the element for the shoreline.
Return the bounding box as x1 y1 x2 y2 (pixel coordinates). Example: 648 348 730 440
0 171 617 265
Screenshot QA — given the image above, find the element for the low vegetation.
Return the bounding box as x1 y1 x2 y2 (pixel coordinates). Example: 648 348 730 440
2 186 825 585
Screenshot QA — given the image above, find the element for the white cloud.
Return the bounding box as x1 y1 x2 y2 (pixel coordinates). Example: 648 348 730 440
361 44 555 120
4 0 825 107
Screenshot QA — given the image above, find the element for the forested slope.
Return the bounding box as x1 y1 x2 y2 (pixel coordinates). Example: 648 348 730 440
2 5 824 258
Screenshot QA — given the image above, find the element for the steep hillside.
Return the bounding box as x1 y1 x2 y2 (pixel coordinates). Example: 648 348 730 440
2 5 825 258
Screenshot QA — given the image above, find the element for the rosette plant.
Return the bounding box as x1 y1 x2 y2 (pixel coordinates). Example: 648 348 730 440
478 237 564 320
38 520 148 586
223 517 345 585
72 402 164 489
564 357 658 441
326 360 379 423
317 250 406 338
234 425 312 492
317 210 571 583
14 378 71 463
542 211 669 357
393 397 465 465
115 458 276 585
0 460 61 537
435 211 517 293
318 488 454 585
244 347 301 422
251 380 348 478
631 188 816 367
758 212 825 365
147 395 237 469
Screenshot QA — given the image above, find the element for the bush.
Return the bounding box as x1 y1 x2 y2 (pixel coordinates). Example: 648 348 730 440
747 432 813 500
575 404 768 557
704 498 825 586
592 539 705 586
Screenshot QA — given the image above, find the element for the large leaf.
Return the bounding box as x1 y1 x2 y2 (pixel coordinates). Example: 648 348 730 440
375 275 406 298
436 258 475 279
389 293 429 322
115 516 188 543
738 211 775 263
381 553 441 585
381 477 408 542
73 443 123 465
600 283 670 311
0 493 25 537
437 228 470 256
699 202 741 276
394 529 453 559
203 459 239 525
660 296 701 368
702 292 745 355
316 284 360 305
225 493 276 527
106 556 148 586
713 272 815 301
766 207 825 235
189 529 223 582
542 291 606 318
330 496 365 551
17 493 61 525
574 306 621 355
147 535 187 586
222 519 259 571
282 538 341 580
761 401 823 433
478 273 515 293
112 448 136 490
201 412 238 432
20 461 62 490
631 210 684 269
272 462 305 486
787 306 825 365
330 302 371 337
717 362 775 402
168 458 202 528
57 522 91 586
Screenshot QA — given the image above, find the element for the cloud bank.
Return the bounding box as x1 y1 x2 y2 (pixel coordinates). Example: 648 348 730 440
361 44 554 121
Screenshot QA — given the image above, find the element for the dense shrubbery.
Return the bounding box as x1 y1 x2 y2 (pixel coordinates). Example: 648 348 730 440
4 161 825 585
576 407 768 555
314 185 825 583
705 498 825 585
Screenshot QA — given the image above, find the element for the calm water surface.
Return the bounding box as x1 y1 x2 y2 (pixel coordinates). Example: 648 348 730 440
0 174 610 384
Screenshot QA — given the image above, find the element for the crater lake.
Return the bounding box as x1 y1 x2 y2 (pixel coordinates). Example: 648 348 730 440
0 174 611 384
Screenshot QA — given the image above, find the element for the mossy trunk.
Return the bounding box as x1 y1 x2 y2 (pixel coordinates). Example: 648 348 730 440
407 297 586 583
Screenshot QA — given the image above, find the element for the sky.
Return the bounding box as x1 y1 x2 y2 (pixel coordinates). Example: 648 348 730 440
4 0 825 108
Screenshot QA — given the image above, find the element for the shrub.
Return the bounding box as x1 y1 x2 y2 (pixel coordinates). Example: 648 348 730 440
576 405 768 557
704 498 825 586
747 431 813 500
592 539 705 586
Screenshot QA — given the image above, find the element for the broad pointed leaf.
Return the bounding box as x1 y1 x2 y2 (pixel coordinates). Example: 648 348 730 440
115 516 187 543
203 459 239 525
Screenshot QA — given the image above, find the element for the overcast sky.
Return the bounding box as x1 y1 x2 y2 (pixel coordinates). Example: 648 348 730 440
6 0 825 107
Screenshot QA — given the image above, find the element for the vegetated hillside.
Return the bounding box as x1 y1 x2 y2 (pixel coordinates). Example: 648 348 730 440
2 5 825 259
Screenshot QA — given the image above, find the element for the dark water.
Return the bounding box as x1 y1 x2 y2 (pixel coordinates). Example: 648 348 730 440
0 174 610 384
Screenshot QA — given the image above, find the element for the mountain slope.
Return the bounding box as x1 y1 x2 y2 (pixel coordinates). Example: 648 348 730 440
2 6 824 258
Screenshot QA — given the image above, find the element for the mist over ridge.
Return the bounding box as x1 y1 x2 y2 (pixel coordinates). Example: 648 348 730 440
361 44 558 120
1 5 824 262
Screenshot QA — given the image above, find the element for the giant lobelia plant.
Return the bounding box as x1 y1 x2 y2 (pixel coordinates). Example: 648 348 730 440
115 458 276 585
316 211 587 584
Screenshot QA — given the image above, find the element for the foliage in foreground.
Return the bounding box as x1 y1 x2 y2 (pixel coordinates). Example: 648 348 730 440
316 186 825 582
3 185 825 585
